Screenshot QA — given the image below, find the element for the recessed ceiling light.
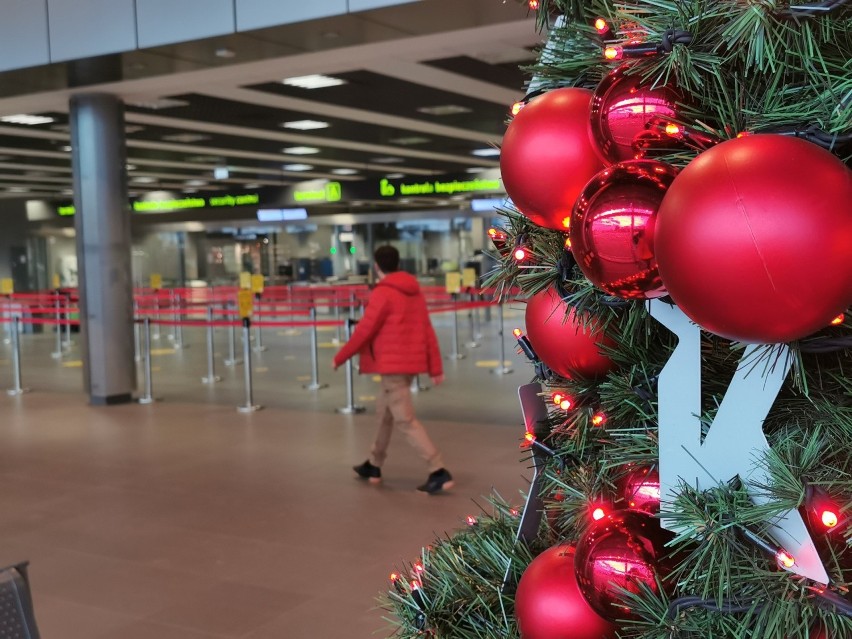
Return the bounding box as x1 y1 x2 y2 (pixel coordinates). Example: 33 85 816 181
0 114 55 125
127 98 190 110
471 148 501 157
371 157 404 164
60 146 72 152
185 179 208 187
282 146 320 155
282 74 346 89
280 119 329 130
331 168 359 175
244 183 261 189
215 47 236 58
416 105 471 116
126 164 137 171
389 136 431 145
385 173 405 179
8 186 29 192
213 167 229 180
282 164 313 171
162 133 211 143
131 176 157 184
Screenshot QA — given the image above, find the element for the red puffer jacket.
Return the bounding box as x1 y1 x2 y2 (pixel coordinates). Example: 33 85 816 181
333 272 443 377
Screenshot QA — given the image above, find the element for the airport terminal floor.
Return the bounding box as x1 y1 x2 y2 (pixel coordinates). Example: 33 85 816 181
0 303 533 638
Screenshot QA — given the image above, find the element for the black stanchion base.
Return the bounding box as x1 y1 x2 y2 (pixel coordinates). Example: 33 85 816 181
7 388 30 396
237 404 263 413
303 383 329 391
336 406 366 414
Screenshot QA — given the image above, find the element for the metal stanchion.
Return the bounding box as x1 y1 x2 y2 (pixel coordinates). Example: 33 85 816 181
167 290 177 342
336 319 365 414
473 291 483 341
332 296 342 345
133 300 142 362
447 294 465 360
303 307 328 391
138 318 156 404
2 298 10 345
237 318 262 413
253 299 267 352
223 303 242 366
51 296 64 359
152 294 162 341
173 291 186 349
466 292 481 349
201 306 221 384
491 300 513 375
62 292 72 351
7 316 29 396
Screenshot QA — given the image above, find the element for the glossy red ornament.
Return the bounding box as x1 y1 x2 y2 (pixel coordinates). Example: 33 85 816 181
525 288 615 380
574 509 674 621
590 64 682 163
621 467 661 513
569 160 678 299
515 545 618 639
655 135 852 343
501 88 605 231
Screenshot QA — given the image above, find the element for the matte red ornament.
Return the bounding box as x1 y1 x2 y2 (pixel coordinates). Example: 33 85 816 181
590 64 682 163
524 288 615 379
501 88 605 231
515 545 617 639
574 509 674 621
655 135 852 343
569 160 678 299
621 467 661 513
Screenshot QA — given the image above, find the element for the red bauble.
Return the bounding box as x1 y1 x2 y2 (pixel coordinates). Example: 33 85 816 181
501 88 605 231
569 160 678 299
590 64 682 164
574 509 674 621
515 544 617 639
621 467 661 513
655 135 852 343
525 288 615 380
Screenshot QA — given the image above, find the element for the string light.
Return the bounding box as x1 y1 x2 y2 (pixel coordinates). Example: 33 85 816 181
511 101 524 116
821 509 839 529
559 397 573 411
594 18 609 33
604 46 622 60
390 572 400 582
528 0 540 9
591 412 607 426
551 391 565 405
509 508 520 517
830 313 844 325
592 507 607 521
664 123 681 136
513 247 527 261
602 29 692 61
414 562 424 573
465 515 478 526
776 549 796 569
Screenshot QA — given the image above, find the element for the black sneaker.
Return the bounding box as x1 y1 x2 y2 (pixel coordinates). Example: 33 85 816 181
417 468 453 494
353 460 381 484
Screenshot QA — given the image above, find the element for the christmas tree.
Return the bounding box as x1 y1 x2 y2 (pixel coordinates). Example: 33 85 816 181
381 1 851 638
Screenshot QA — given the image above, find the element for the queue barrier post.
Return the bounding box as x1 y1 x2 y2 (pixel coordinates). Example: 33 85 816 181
466 291 481 349
52 296 64 359
201 306 221 384
174 291 186 349
336 318 365 414
446 293 465 360
152 294 162 341
491 300 513 376
332 295 342 345
223 302 242 366
7 316 29 396
303 306 328 391
2 298 9 345
237 318 262 413
138 318 156 404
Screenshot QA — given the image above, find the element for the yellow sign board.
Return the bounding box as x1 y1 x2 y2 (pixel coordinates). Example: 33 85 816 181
445 272 461 294
239 271 252 289
150 273 162 290
251 274 265 294
52 273 61 289
462 267 477 288
0 278 13 295
237 290 254 318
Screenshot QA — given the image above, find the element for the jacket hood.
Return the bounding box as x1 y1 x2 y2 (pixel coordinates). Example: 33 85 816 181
377 271 420 296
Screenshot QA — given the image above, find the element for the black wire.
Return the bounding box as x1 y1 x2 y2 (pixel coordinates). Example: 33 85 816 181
667 596 764 619
799 336 852 353
785 0 851 17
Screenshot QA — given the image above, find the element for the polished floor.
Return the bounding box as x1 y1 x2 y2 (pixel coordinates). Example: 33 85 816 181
0 304 533 638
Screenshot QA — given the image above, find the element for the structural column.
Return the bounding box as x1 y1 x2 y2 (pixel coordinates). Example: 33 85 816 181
70 93 135 405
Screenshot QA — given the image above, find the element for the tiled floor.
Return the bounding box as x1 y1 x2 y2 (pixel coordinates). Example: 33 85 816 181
0 306 534 638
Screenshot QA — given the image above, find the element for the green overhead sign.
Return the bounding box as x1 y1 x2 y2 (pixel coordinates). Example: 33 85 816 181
293 181 341 203
57 192 261 216
378 177 502 198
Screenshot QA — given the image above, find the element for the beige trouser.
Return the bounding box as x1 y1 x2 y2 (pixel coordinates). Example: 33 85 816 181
369 374 444 473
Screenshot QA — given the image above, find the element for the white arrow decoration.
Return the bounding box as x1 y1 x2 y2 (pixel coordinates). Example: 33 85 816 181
649 300 829 584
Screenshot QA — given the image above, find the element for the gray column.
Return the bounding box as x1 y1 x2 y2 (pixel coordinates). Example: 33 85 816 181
71 93 136 405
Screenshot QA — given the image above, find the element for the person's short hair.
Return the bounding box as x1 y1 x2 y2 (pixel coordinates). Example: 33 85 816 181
374 245 400 273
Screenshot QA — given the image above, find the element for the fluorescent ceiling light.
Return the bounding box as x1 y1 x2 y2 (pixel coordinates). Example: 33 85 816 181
282 146 320 155
126 164 137 171
185 179 208 187
282 164 313 171
162 133 210 143
281 120 329 130
472 148 500 157
416 105 471 116
1 114 55 125
215 47 236 58
465 167 486 173
131 176 157 184
385 173 405 179
8 186 29 192
60 146 72 152
213 167 229 180
371 157 404 164
244 183 261 189
331 168 359 175
282 74 346 89
127 98 190 110
389 136 430 145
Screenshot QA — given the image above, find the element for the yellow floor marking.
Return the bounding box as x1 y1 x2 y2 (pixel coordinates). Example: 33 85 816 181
475 360 514 368
296 375 311 381
318 342 337 348
61 360 83 368
150 348 176 356
277 330 302 336
151 367 161 372
359 396 376 402
317 326 336 333
283 355 296 360
371 375 382 382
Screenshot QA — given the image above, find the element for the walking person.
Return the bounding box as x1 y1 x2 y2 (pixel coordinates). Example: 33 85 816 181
333 245 453 494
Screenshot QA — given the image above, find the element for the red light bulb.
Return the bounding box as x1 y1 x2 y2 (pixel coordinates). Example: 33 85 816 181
414 562 424 573
528 0 540 9
390 572 400 582
776 549 796 569
591 412 606 426
592 507 606 521
821 510 839 529
511 101 524 116
509 508 520 517
604 46 623 60
551 392 564 405
559 397 573 411
513 328 523 338
664 123 681 136
594 18 608 33
830 314 844 326
513 247 527 261
465 515 478 526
